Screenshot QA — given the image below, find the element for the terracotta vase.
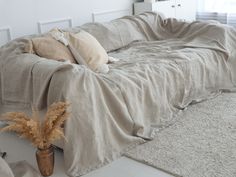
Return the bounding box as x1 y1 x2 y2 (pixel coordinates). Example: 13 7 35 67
36 145 54 176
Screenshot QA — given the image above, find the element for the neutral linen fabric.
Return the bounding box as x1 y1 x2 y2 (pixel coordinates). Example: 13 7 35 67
1 12 236 176
0 40 73 109
80 15 149 52
125 93 236 177
0 157 14 177
64 31 109 71
50 28 110 73
49 28 88 66
24 36 76 63
9 161 41 177
49 28 69 46
0 158 40 177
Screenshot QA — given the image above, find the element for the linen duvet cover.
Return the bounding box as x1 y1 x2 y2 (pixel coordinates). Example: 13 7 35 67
1 12 236 176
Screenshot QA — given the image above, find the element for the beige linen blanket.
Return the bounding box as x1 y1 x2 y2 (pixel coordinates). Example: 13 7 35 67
1 12 236 176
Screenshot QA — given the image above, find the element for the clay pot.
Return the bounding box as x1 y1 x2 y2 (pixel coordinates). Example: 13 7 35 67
36 146 54 176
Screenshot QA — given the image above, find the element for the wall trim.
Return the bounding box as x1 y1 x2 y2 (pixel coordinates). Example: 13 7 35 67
0 27 12 41
37 18 73 33
92 9 132 22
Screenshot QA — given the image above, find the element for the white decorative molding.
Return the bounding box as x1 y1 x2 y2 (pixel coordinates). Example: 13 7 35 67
0 27 12 46
37 18 73 34
92 9 132 23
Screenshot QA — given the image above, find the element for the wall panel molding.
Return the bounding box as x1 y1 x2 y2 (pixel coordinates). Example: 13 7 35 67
37 18 73 34
0 1 135 40
92 9 132 22
0 27 12 46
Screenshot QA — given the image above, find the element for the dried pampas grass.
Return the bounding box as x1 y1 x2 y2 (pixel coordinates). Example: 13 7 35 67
0 102 70 149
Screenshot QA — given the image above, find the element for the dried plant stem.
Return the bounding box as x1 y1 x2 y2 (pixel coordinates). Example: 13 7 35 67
0 102 70 149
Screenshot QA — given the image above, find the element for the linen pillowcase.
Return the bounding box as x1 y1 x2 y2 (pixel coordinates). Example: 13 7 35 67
65 30 109 72
24 36 76 63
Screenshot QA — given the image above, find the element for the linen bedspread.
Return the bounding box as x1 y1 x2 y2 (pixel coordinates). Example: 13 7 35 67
1 12 236 176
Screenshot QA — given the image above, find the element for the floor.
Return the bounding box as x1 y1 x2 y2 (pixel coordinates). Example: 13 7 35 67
0 131 173 177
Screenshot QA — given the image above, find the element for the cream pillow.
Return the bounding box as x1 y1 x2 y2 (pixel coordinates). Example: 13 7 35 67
65 31 109 71
24 36 76 63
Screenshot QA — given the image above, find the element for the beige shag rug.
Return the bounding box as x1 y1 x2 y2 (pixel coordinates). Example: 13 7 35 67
125 93 236 177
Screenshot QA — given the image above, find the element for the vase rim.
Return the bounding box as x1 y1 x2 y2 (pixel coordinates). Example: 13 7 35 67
38 145 53 151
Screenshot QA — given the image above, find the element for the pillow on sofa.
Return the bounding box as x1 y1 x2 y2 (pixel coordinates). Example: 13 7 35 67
24 36 76 63
65 30 109 72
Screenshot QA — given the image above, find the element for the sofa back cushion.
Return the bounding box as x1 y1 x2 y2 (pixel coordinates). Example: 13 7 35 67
80 17 148 52
65 30 108 71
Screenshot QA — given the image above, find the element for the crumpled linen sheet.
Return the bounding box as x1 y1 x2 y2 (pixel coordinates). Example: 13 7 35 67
0 157 40 177
1 12 236 176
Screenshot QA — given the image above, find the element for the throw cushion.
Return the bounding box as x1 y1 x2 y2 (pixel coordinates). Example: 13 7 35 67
24 36 76 63
65 30 109 71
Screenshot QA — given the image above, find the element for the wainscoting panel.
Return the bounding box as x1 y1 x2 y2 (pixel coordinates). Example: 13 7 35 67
0 1 135 40
92 9 132 23
37 18 73 34
0 27 12 46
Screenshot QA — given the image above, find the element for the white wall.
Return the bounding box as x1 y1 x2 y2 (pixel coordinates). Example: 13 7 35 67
0 0 135 46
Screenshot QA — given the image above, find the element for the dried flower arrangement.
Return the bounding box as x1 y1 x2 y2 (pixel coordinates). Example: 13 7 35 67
0 102 70 149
